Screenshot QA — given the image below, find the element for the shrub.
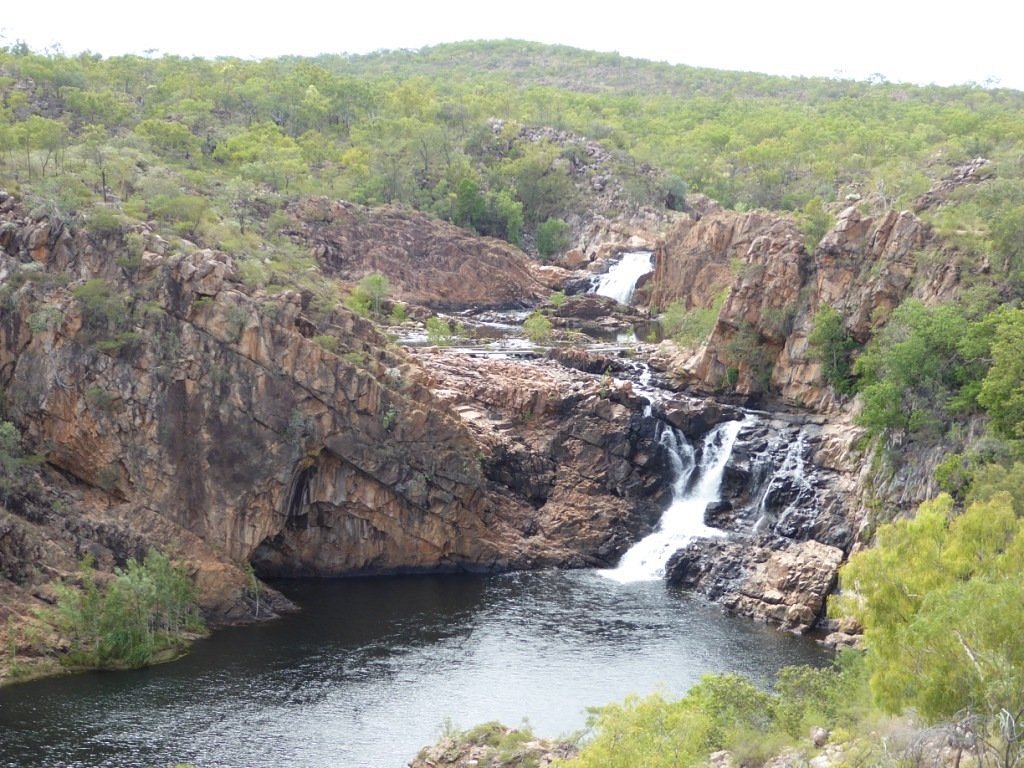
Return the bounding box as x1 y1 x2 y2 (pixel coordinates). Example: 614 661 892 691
807 305 856 394
52 552 204 670
523 311 553 343
661 293 725 347
536 217 570 258
357 272 390 317
313 334 339 352
426 316 453 346
723 322 773 392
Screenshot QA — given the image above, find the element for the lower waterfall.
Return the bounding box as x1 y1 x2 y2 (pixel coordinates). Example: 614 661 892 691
604 418 746 583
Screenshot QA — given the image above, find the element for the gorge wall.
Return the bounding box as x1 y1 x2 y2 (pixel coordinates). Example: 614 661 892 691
0 192 681 646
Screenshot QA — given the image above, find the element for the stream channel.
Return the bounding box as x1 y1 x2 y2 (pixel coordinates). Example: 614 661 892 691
1 253 832 767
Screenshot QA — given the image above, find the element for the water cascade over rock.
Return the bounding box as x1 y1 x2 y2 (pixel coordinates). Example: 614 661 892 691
604 419 744 582
592 251 653 305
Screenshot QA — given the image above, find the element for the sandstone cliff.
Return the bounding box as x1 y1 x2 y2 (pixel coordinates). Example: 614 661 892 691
646 203 960 409
0 191 684 668
291 198 553 310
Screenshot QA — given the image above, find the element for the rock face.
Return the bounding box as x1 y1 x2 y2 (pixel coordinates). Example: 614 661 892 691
642 203 960 408
667 538 843 633
414 350 675 566
291 198 550 310
0 193 682 640
656 413 854 633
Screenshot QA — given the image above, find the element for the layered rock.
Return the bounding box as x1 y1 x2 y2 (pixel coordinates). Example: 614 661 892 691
666 537 843 633
0 193 686 649
290 198 550 310
644 203 960 408
414 350 676 566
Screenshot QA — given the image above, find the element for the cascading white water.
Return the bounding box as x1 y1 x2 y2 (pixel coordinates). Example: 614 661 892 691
752 430 813 533
592 251 654 305
603 419 745 583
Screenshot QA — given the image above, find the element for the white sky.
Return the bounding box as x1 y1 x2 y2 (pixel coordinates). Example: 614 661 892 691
2 1 1022 90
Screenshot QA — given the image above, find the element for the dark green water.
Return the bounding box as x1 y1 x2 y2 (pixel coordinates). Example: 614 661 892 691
0 570 829 768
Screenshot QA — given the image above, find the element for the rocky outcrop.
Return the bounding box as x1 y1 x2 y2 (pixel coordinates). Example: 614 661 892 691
0 192 688 651
912 157 992 212
644 203 961 408
414 350 676 565
409 722 576 768
667 537 843 633
290 198 550 310
547 293 646 337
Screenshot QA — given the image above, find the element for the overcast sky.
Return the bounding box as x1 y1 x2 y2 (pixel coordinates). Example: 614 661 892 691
2 1 1021 90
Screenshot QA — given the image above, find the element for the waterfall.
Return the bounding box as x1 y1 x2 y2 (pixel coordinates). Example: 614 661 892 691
752 430 816 534
592 251 654 305
603 419 745 583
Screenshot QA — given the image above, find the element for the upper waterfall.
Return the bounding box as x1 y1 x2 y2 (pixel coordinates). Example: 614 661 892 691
592 251 654 305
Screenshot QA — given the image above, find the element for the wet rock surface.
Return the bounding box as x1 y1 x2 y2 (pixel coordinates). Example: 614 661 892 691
656 413 855 632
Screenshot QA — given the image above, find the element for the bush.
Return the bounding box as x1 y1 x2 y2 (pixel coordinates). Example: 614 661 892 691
661 294 723 347
723 322 773 392
536 217 570 258
426 316 453 346
522 311 553 343
834 492 1024 724
853 299 983 437
807 305 856 394
52 551 204 669
313 334 339 352
563 656 873 768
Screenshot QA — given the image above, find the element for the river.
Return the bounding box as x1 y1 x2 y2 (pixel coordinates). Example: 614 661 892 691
0 571 828 768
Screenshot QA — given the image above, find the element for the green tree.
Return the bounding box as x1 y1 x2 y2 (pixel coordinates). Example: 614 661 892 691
522 311 553 343
505 143 573 227
535 217 570 258
835 493 1024 727
425 316 453 346
135 118 200 162
807 305 856 394
355 272 390 317
976 308 1024 438
15 115 67 178
53 550 203 669
853 300 973 436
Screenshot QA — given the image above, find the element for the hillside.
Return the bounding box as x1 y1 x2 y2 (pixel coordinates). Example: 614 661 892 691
2 36 1024 768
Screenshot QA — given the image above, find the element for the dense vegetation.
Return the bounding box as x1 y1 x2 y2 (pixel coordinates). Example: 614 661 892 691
2 39 1023 257
53 551 204 669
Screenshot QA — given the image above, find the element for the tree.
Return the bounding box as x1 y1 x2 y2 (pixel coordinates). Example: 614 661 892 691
357 272 390 317
853 300 972 436
52 550 203 669
504 142 574 227
522 311 553 343
977 308 1024 438
14 115 67 178
807 305 856 394
835 493 1024 727
535 217 570 258
135 118 200 162
426 316 453 346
